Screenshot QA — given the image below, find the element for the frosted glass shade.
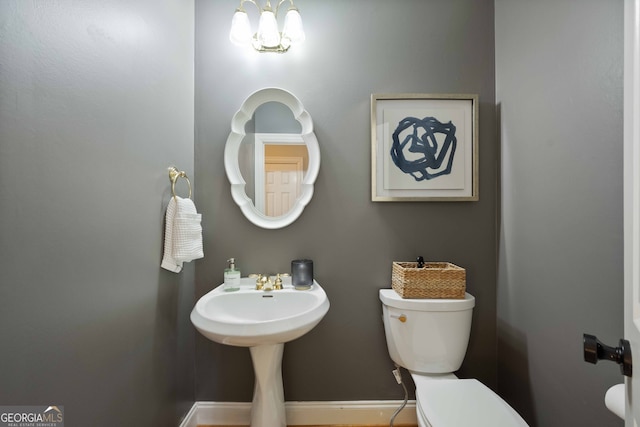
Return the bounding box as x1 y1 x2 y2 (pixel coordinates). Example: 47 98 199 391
229 10 252 46
257 10 280 48
282 8 305 45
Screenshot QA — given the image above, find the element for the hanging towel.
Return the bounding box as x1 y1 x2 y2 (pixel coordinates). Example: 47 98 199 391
161 196 204 273
161 197 181 272
172 197 204 262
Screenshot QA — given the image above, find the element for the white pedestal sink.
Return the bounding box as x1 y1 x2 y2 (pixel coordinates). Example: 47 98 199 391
191 277 330 427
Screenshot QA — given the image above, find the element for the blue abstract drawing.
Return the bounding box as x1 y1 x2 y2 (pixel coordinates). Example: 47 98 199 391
390 116 457 181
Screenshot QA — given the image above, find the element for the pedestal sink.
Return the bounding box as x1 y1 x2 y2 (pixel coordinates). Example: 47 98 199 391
191 277 330 427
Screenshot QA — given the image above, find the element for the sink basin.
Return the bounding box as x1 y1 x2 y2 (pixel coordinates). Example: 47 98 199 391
191 277 330 346
191 277 330 427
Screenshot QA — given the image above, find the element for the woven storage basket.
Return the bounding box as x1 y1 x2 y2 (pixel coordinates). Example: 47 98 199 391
391 261 466 299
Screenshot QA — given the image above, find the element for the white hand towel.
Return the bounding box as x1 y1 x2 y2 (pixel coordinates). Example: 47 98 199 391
161 196 204 273
161 197 182 272
173 197 204 262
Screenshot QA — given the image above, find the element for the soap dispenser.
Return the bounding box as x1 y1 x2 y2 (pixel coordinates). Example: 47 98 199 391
224 258 241 292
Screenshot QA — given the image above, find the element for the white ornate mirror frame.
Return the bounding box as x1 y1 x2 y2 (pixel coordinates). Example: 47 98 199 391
224 87 320 229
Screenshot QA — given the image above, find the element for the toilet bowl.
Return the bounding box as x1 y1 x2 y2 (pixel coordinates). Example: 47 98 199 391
380 289 528 427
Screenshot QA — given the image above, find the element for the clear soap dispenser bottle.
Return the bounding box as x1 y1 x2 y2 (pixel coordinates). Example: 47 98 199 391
224 258 241 292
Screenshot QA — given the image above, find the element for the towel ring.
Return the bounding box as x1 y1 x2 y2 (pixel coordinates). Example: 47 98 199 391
168 166 192 199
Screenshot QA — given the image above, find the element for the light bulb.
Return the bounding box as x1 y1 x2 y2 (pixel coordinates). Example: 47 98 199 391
229 9 252 46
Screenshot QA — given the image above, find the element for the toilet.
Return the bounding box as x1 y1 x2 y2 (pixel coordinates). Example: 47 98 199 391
379 289 528 427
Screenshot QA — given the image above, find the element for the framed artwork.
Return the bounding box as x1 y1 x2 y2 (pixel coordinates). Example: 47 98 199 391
371 93 479 201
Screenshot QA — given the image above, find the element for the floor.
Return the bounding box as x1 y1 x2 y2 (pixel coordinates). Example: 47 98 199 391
199 425 418 427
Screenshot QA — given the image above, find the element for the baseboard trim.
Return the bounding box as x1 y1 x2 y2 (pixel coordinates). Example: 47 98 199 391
179 400 417 426
178 402 199 427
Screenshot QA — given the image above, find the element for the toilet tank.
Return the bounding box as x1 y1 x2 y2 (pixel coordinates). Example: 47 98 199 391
379 289 475 374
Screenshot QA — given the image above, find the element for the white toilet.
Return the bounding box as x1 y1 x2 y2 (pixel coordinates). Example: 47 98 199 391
379 289 528 427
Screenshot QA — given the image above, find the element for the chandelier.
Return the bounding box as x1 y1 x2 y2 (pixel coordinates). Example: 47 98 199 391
230 0 305 53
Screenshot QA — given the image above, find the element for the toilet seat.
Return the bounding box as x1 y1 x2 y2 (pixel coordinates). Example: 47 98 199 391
415 377 528 426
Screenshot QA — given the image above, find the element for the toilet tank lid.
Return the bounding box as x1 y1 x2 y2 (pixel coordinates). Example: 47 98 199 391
379 289 475 311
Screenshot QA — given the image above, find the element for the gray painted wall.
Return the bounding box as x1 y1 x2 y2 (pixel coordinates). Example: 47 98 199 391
0 1 195 426
495 1 624 426
195 0 498 401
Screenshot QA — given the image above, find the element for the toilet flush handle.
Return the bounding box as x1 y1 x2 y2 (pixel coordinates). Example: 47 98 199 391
390 314 407 323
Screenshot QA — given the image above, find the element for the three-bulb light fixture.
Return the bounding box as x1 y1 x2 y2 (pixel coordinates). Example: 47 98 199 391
229 0 305 53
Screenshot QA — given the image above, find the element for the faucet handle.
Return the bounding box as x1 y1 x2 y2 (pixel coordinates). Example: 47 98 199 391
273 274 283 290
273 273 290 290
249 273 264 290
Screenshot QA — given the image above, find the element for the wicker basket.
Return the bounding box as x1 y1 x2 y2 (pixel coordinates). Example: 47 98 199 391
391 261 466 299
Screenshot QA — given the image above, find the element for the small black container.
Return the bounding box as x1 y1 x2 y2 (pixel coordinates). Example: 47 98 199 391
291 259 313 290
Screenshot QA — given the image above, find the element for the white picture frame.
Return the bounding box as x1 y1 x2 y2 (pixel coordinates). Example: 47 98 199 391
371 93 479 202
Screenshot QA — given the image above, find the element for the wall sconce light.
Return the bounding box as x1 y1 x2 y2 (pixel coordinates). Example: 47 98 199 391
230 0 305 53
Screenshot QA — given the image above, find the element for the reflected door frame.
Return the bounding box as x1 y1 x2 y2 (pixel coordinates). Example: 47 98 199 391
254 133 306 214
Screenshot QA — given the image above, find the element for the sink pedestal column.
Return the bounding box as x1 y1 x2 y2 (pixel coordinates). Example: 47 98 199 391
249 343 286 427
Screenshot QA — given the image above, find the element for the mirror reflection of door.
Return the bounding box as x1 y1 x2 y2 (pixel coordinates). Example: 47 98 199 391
255 135 308 216
265 156 303 216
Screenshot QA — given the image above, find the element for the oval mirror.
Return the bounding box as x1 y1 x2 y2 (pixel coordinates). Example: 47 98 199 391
224 88 320 229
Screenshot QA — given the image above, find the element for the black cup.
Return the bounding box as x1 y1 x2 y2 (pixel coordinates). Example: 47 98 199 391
291 259 313 289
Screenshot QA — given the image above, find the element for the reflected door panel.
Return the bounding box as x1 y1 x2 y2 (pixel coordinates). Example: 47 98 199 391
255 138 308 216
265 158 303 216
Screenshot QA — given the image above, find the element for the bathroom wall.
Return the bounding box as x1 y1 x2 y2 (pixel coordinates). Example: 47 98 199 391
495 1 624 426
195 0 497 401
0 1 195 426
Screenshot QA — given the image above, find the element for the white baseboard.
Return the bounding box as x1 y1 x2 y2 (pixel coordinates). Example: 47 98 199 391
179 400 417 426
178 403 199 427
